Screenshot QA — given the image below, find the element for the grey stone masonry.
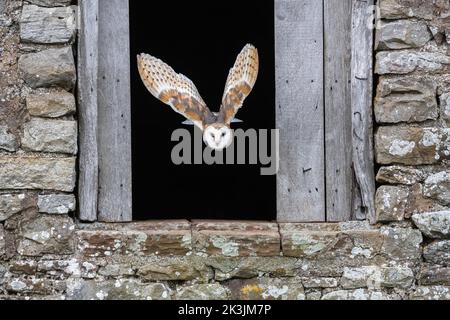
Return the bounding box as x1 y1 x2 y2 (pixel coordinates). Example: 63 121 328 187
18 47 76 90
0 156 76 192
413 211 450 239
22 118 78 154
376 20 432 50
372 0 450 301
375 186 409 222
20 5 76 44
423 171 450 205
379 0 450 20
375 127 450 165
440 92 450 126
27 0 73 7
376 50 450 75
0 194 29 222
26 91 76 118
37 194 76 214
0 126 18 152
374 77 438 124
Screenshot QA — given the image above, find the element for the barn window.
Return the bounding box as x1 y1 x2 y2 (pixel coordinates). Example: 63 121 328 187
130 1 276 221
77 0 375 223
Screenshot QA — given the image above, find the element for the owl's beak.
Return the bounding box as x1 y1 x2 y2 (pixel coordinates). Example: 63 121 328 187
209 143 225 151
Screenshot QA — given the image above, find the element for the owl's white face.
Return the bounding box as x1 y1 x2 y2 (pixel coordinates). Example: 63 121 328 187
203 124 233 151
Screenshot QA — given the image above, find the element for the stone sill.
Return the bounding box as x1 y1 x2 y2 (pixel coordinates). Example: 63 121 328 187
74 219 403 261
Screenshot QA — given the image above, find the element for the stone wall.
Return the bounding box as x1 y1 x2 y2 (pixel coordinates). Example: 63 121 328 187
372 0 450 299
0 0 449 300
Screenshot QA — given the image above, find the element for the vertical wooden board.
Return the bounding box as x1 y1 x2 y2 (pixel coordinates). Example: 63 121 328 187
97 0 132 222
77 0 99 222
351 0 376 223
324 0 353 222
275 0 325 222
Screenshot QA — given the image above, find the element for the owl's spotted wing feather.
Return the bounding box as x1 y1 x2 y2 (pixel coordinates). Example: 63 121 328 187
220 44 259 125
137 53 214 130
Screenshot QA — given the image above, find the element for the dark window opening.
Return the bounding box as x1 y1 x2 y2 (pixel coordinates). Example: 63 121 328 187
130 0 276 220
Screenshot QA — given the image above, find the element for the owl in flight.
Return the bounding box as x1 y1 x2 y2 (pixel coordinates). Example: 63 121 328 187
137 44 259 150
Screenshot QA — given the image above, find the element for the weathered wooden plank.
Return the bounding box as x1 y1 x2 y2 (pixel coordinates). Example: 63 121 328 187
351 0 376 223
324 0 353 222
77 0 99 222
275 0 325 222
97 0 132 222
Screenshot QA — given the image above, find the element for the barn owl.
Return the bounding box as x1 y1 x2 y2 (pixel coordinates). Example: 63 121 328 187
137 44 259 150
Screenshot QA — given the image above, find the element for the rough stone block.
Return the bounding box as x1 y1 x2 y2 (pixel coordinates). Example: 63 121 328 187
0 100 21 136
37 194 76 214
374 77 437 124
207 257 298 281
280 223 384 262
321 288 399 300
137 256 212 282
379 0 450 20
341 266 380 289
226 277 305 300
376 165 425 185
412 211 450 239
424 172 450 205
380 266 415 289
376 20 431 50
36 259 98 279
0 156 76 192
77 221 192 257
423 240 450 266
341 266 414 290
375 186 409 222
301 277 338 289
27 0 72 7
410 286 450 300
305 290 322 301
16 215 75 256
20 5 76 44
375 127 449 165
22 118 77 154
192 221 280 257
26 91 76 118
9 260 38 275
440 92 450 126
0 225 5 257
0 194 30 222
97 263 134 278
175 284 230 300
0 126 18 152
380 226 423 261
405 183 449 218
18 47 76 90
0 264 6 285
5 277 65 295
376 50 450 75
281 230 341 258
420 265 450 286
66 279 172 300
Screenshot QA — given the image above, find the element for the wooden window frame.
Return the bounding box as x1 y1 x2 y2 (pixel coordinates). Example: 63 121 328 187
77 0 375 223
78 0 132 222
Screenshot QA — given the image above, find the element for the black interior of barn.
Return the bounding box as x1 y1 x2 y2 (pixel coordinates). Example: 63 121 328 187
129 0 276 220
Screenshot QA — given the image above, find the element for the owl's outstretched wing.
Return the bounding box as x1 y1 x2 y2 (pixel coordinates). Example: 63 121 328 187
137 53 214 130
219 44 259 125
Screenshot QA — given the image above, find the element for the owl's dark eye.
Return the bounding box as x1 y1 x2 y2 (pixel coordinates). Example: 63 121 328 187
221 132 226 137
210 133 214 138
